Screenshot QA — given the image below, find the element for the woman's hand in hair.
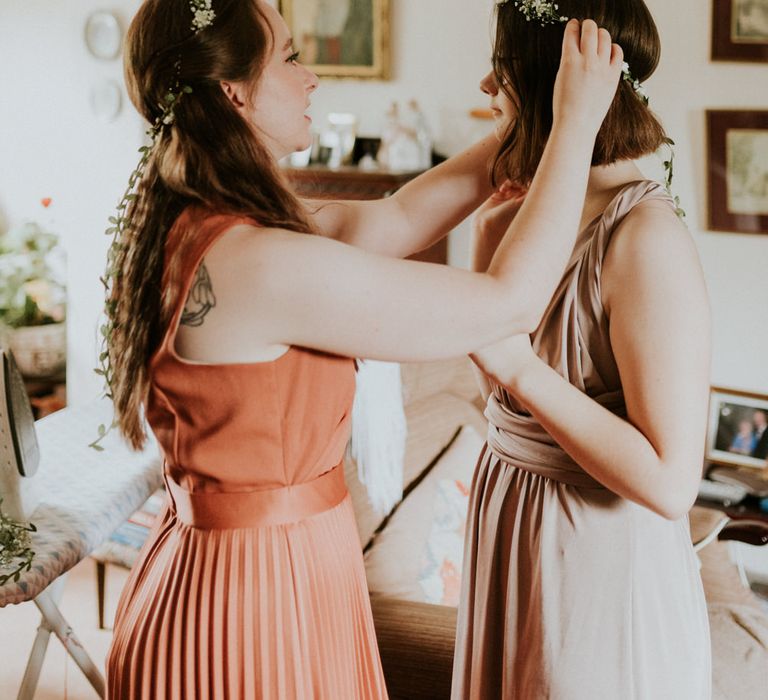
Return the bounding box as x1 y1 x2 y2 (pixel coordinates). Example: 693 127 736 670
552 19 623 136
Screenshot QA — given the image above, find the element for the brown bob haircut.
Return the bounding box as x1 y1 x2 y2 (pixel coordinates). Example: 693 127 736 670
492 0 668 186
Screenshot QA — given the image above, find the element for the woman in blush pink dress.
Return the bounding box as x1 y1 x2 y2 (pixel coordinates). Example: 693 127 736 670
453 1 711 698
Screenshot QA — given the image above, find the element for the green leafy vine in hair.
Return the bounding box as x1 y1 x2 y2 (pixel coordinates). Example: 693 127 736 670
90 82 193 451
91 1 216 451
662 138 685 219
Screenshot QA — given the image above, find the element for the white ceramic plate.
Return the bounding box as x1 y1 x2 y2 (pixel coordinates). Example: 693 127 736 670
90 79 123 122
84 11 122 60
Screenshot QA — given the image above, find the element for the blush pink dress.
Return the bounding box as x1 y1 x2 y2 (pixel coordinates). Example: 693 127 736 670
452 182 711 699
106 208 388 699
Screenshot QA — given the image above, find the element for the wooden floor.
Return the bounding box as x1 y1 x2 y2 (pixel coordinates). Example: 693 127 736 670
0 558 129 699
1 552 765 699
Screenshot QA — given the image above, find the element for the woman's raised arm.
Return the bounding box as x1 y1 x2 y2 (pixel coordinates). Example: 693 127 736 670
304 135 497 258
185 21 624 363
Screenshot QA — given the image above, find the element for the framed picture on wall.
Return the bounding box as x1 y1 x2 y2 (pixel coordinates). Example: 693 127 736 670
707 387 768 469
706 110 768 234
712 0 768 62
280 0 390 79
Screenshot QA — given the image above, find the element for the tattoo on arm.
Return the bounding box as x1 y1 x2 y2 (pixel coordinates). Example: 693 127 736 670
180 262 216 327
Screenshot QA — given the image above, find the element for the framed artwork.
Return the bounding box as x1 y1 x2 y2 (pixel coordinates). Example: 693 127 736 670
706 110 768 234
706 387 768 469
280 0 390 79
712 0 768 62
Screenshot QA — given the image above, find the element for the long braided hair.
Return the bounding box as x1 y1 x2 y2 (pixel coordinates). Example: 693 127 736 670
111 0 313 448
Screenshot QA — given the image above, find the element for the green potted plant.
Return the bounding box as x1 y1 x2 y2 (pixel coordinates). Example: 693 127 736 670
0 222 66 378
0 498 36 585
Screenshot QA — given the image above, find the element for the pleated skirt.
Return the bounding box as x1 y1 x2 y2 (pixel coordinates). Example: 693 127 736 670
106 494 388 700
452 445 711 700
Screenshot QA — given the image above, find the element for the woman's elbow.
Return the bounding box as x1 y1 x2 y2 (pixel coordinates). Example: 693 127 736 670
648 474 700 522
485 275 544 336
652 499 695 522
501 303 541 336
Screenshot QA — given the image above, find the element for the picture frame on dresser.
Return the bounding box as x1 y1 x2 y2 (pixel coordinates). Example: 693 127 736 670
280 0 390 79
712 0 768 62
706 110 768 234
707 386 768 469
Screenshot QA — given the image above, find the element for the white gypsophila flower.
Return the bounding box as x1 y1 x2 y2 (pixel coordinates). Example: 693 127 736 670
190 0 215 32
621 62 650 105
512 0 568 25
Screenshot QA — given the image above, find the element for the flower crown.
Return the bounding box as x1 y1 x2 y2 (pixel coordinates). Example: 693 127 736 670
506 0 648 104
91 0 216 450
499 0 683 218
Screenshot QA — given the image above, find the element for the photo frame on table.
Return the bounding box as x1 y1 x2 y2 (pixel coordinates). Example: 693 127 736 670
706 110 768 234
280 0 390 79
712 0 768 62
707 386 768 469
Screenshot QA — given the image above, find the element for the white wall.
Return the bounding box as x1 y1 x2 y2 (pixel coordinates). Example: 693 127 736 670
0 0 143 404
0 0 766 402
641 0 768 583
643 0 768 394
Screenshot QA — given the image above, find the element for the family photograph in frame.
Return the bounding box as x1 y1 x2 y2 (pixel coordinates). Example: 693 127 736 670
707 386 768 469
706 109 768 234
712 0 768 61
280 0 390 79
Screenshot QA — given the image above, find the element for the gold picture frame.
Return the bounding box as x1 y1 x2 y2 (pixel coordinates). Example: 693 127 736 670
707 386 768 469
280 0 390 79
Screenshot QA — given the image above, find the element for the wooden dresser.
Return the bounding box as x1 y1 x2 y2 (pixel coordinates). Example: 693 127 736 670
283 165 448 264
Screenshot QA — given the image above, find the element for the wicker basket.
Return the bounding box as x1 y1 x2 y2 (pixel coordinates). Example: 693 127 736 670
7 323 66 379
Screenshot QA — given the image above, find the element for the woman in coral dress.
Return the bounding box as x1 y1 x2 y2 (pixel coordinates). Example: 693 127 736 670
453 1 711 698
104 0 623 696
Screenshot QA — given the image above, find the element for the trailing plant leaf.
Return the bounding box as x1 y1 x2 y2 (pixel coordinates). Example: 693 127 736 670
0 499 36 587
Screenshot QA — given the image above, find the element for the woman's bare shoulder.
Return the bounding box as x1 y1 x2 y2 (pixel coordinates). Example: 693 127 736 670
602 197 705 313
607 198 695 265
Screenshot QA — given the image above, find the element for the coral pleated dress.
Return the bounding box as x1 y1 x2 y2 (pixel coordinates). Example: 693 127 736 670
106 209 388 699
452 182 711 699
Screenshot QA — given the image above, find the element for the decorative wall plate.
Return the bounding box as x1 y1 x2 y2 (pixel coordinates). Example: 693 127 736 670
90 80 123 122
84 11 122 60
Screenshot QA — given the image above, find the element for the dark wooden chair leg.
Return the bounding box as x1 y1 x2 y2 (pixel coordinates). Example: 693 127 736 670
96 560 106 630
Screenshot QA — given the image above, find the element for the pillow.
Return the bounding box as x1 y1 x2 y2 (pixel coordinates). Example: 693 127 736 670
364 425 485 604
347 394 486 549
91 489 165 568
418 477 471 606
709 603 768 700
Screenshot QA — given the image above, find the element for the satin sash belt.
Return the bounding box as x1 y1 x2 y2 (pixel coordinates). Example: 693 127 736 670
165 462 348 529
485 394 613 489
